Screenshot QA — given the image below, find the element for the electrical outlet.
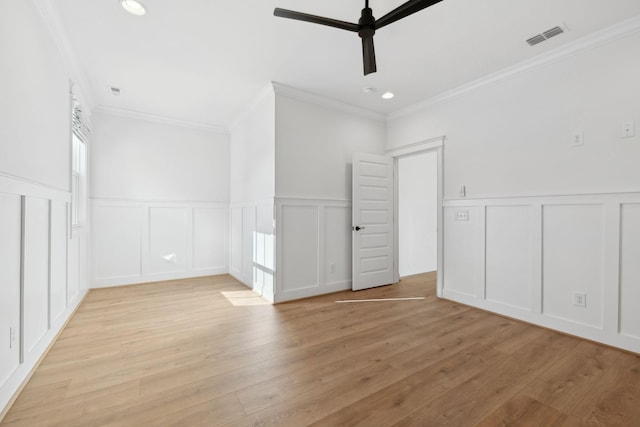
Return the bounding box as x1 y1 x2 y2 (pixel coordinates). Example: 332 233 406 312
571 131 584 147
573 292 586 308
9 327 16 349
621 122 635 138
455 210 469 221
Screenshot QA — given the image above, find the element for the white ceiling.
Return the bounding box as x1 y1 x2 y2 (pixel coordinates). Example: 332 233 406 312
51 0 640 129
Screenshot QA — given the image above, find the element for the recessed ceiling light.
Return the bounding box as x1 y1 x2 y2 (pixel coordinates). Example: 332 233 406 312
382 92 395 100
120 0 146 16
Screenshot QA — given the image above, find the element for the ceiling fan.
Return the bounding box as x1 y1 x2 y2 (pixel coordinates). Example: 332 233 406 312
274 0 443 75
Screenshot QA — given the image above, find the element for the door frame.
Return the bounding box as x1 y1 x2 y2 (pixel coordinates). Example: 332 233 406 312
386 136 445 297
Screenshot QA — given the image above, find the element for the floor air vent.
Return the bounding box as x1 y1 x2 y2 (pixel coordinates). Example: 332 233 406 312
527 25 565 46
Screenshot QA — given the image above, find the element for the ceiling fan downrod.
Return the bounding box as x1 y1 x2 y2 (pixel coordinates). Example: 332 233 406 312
358 1 377 75
273 0 444 75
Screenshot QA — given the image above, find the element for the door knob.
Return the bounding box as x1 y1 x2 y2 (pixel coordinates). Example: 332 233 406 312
353 226 365 231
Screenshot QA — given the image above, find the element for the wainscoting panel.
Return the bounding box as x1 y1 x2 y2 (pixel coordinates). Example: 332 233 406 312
193 207 227 272
67 236 80 304
229 207 243 277
442 192 640 354
92 205 143 281
485 205 532 310
542 204 605 328
0 194 21 390
242 206 257 285
255 202 275 299
0 174 79 417
22 197 50 355
275 198 352 302
324 206 352 286
620 203 640 339
281 205 319 291
49 200 68 324
148 207 189 275
443 206 483 298
228 201 275 301
91 200 228 288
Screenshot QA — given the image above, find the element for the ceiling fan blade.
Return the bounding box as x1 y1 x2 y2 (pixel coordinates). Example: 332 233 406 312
274 8 359 32
374 0 443 30
362 36 377 75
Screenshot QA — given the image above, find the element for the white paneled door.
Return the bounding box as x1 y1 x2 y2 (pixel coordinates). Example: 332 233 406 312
352 153 394 291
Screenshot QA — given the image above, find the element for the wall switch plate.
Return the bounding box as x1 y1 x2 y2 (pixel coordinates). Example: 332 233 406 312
621 122 635 138
573 292 586 308
455 210 469 221
571 131 584 147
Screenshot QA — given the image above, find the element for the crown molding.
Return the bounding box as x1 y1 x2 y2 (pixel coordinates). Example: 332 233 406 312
93 106 229 134
272 82 386 123
32 0 96 111
388 13 640 121
385 135 445 158
228 83 276 132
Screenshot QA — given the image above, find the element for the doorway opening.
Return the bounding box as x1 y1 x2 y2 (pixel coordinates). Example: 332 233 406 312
398 151 438 277
388 137 444 297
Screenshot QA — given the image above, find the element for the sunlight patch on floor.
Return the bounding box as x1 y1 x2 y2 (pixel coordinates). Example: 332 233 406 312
221 290 270 306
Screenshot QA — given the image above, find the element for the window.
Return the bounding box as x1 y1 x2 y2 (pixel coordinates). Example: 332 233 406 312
71 97 89 228
71 133 85 226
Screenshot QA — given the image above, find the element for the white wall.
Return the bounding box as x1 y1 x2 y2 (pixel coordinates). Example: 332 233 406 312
275 94 386 200
274 91 386 301
230 90 275 204
229 87 276 300
398 151 438 277
387 26 640 353
90 112 230 287
0 1 70 191
91 112 229 202
0 0 87 415
388 31 640 199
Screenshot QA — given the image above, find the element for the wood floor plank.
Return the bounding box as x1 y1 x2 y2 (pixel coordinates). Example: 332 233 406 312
565 350 640 426
141 393 246 427
521 340 624 415
2 273 639 427
475 395 567 426
309 343 509 427
403 331 582 426
236 309 489 416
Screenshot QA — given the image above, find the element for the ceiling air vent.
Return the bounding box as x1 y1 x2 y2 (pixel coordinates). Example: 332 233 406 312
526 34 546 46
543 26 564 40
526 25 565 46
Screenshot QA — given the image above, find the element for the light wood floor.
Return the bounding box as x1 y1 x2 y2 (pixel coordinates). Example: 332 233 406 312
2 273 639 426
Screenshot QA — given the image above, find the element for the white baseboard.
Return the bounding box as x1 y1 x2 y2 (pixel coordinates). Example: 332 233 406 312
91 268 227 288
274 281 351 303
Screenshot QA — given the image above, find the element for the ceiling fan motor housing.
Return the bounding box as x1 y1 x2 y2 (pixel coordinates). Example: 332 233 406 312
358 7 376 39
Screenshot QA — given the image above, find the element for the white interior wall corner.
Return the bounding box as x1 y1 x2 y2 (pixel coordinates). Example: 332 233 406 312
229 86 276 300
272 90 386 302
